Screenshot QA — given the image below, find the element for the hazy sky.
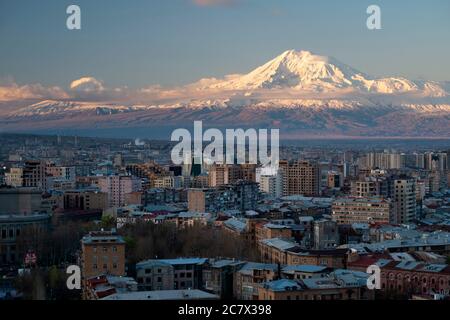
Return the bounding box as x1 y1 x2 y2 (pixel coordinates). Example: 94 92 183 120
1 0 450 88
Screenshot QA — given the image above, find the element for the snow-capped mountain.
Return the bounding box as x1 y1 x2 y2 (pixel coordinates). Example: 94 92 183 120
193 50 449 96
2 50 450 137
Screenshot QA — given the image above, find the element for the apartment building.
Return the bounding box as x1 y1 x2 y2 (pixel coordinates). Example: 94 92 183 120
136 258 207 290
279 160 320 197
332 197 393 225
98 175 142 207
80 230 126 279
188 181 259 213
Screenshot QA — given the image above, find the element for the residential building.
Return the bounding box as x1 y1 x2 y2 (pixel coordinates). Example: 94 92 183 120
279 160 320 197
313 220 339 250
98 175 142 207
136 258 207 291
332 197 393 225
80 230 126 280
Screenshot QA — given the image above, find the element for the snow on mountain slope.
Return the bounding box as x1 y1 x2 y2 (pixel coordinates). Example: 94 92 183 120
3 50 450 137
197 50 365 91
9 100 158 117
194 50 449 96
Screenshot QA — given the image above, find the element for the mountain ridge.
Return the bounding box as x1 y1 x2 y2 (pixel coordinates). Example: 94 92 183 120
2 50 450 138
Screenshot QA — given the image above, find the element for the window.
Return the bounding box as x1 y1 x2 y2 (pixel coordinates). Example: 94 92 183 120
157 277 162 283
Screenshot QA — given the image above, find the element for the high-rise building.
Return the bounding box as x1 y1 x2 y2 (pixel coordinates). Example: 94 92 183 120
425 152 448 172
22 160 46 190
351 178 389 198
98 175 142 207
113 153 124 168
208 164 227 187
279 160 320 196
364 152 405 169
391 178 416 224
259 172 283 199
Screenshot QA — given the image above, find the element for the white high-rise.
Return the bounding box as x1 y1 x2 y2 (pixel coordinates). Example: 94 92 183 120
259 171 283 199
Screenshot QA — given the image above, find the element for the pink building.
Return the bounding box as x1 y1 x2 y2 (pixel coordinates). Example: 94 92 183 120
99 175 141 208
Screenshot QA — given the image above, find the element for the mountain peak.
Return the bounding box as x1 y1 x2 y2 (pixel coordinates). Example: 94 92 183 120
279 49 314 57
203 49 363 91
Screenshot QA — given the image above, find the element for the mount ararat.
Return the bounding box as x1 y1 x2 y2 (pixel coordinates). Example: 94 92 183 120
1 50 450 138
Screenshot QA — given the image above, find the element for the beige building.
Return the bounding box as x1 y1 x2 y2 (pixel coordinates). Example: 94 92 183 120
279 160 320 196
4 168 24 187
80 230 126 280
153 175 183 189
255 223 292 242
208 164 257 187
332 197 393 225
58 190 108 211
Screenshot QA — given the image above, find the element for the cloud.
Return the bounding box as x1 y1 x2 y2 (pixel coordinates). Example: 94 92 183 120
70 77 105 93
0 81 68 102
69 76 132 102
192 0 238 7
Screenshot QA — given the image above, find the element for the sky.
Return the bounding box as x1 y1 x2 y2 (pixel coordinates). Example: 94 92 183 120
0 0 449 92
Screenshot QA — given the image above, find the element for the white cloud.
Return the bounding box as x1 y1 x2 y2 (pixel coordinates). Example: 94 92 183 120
0 82 68 102
70 77 105 93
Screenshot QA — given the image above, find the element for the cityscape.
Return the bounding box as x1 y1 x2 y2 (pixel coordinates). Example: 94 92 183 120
0 0 450 310
0 133 449 301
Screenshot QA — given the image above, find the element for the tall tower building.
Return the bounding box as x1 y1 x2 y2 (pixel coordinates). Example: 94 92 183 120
391 178 416 224
279 160 320 197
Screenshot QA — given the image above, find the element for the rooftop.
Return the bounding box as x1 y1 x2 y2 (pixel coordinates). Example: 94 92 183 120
101 289 219 300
